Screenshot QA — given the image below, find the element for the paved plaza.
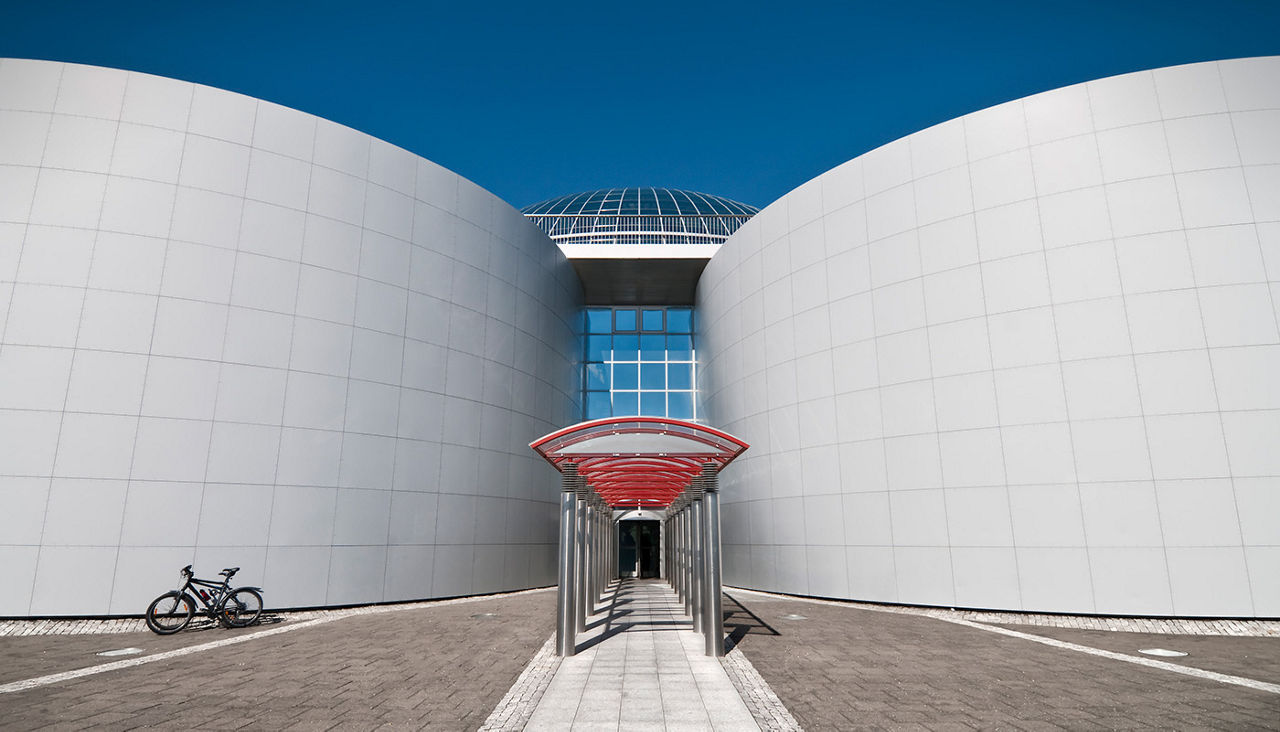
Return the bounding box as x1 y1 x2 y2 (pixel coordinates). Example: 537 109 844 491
721 589 1280 730
523 580 758 730
1 583 1278 730
0 590 557 730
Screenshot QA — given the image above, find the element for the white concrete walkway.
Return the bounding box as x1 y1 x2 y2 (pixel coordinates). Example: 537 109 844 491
525 579 759 731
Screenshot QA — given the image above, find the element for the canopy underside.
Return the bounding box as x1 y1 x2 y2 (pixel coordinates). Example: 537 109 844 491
530 417 749 508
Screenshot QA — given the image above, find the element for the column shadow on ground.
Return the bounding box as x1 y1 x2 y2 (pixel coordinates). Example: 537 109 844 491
722 593 780 653
574 578 698 653
571 580 782 655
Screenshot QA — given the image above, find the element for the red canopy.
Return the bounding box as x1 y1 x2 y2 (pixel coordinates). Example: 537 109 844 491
530 417 749 508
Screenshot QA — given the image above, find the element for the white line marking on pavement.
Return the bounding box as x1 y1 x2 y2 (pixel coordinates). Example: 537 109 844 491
0 586 558 695
0 617 335 694
936 616 1280 696
726 587 1280 696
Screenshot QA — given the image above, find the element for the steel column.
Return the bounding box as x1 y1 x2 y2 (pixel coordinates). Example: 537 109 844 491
702 463 724 657
678 504 686 598
669 509 679 597
696 488 706 637
556 465 578 656
681 503 692 616
669 506 679 597
595 498 604 597
575 477 588 633
672 511 679 595
596 504 602 591
586 498 596 610
659 513 665 581
682 503 690 610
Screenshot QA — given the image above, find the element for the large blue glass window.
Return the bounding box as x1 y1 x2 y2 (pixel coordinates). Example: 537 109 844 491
612 391 639 415
639 334 665 361
668 392 694 420
586 309 613 333
640 363 665 390
668 363 692 390
614 363 638 389
666 308 693 333
585 334 611 362
612 334 639 361
585 363 609 390
640 392 666 417
641 309 665 331
586 392 612 420
579 306 698 421
666 335 693 360
614 309 637 331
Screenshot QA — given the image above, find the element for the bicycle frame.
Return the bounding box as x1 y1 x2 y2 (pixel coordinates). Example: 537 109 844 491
183 576 232 614
172 568 236 619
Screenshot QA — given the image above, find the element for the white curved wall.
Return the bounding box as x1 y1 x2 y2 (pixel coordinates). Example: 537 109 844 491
699 57 1280 617
0 59 580 615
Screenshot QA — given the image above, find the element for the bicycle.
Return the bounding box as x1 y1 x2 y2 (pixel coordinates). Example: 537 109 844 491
145 565 264 635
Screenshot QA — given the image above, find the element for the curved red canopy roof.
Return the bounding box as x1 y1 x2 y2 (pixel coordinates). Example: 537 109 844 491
530 417 749 509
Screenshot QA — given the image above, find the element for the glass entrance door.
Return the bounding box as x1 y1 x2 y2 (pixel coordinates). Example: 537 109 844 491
618 520 661 578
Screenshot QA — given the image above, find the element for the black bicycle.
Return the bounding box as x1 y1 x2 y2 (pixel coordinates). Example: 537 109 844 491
145 565 263 635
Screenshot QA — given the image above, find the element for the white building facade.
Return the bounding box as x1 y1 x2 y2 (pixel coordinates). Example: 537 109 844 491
0 59 580 615
2 55 1277 618
699 56 1280 617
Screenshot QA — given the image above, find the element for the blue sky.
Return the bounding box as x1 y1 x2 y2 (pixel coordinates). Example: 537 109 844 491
3 1 1278 209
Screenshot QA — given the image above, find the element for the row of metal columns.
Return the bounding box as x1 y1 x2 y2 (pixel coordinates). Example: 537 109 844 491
557 464 617 656
663 463 724 657
556 462 723 657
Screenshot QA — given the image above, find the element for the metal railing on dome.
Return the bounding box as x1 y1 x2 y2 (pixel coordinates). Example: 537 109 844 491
525 214 754 245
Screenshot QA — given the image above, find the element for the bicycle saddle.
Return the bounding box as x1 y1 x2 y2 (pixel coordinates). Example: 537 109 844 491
220 567 240 576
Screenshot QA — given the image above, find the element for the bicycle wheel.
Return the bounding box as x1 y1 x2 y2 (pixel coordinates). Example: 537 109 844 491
219 588 263 628
146 591 195 635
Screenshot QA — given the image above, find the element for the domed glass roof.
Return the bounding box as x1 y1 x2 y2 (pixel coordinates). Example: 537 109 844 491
522 187 758 245
524 187 759 217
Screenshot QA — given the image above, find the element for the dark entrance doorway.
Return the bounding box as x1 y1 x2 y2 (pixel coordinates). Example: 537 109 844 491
618 520 660 578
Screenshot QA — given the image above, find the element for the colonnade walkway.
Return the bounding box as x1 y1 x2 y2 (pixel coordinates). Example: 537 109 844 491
525 578 759 731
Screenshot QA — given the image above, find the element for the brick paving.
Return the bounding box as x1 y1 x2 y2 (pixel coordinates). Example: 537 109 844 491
887 607 1280 638
723 590 1280 731
0 615 273 685
4 582 1280 730
993 624 1280 686
0 590 555 730
8 602 1273 639
722 645 803 731
479 634 559 731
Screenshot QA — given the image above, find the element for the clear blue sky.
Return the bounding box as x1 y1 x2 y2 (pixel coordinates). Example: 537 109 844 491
3 1 1278 209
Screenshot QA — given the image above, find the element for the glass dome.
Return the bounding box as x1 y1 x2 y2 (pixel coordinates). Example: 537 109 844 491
522 187 759 245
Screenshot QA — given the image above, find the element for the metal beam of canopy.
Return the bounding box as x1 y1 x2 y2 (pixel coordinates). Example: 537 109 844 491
530 417 748 658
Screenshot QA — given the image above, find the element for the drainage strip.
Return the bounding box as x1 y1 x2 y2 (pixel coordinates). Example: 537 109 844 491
478 634 561 731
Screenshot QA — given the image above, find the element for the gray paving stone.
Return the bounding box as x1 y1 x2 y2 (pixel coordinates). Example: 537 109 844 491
525 578 761 731
725 589 1280 731
0 589 556 731
8 579 1276 730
